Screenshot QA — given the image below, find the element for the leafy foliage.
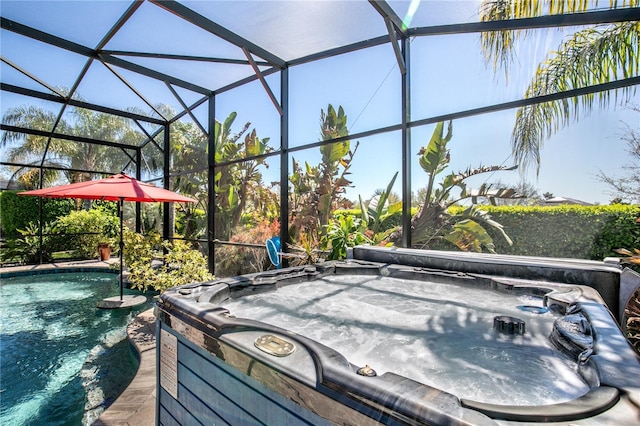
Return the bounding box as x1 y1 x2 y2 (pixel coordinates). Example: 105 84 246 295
625 289 640 355
459 204 640 259
215 219 280 277
122 229 162 269
359 172 403 243
322 215 371 260
479 1 640 174
0 191 73 238
287 230 323 267
0 222 56 264
1 100 136 186
388 121 517 252
289 104 358 240
214 112 274 241
55 209 120 259
124 230 213 293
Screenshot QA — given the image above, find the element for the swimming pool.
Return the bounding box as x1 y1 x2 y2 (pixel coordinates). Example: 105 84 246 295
0 271 150 425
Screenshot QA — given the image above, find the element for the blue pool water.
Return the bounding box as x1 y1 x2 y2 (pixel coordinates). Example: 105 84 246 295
0 272 151 425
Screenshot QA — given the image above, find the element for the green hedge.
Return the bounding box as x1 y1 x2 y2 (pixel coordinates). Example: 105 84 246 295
336 205 640 260
452 205 640 260
0 191 74 238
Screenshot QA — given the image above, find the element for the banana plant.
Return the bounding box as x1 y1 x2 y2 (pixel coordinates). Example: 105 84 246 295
213 113 272 240
389 120 518 252
359 171 402 243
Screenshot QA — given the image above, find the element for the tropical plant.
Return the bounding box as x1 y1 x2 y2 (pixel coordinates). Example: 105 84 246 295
0 221 56 264
0 191 74 238
625 288 640 354
359 171 403 243
287 230 323 266
168 118 209 240
213 112 274 240
479 0 640 174
615 245 640 354
388 121 517 252
122 228 162 269
289 104 358 239
322 215 372 260
215 219 280 277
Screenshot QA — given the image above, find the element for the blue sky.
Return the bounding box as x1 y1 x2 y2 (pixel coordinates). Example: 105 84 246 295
1 1 638 205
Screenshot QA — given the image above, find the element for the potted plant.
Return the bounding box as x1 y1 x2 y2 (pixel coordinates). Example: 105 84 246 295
98 215 119 261
98 241 112 261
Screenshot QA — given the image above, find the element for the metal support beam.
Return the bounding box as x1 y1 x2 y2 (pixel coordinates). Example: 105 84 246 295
165 82 208 136
163 123 172 242
1 17 212 96
136 149 142 234
149 0 286 68
99 53 212 96
370 1 406 74
101 50 270 66
207 96 216 274
279 67 290 267
242 47 283 116
0 161 122 179
401 37 411 248
369 0 407 36
1 17 94 56
409 8 640 36
1 83 166 125
102 62 168 120
1 124 138 159
383 18 406 75
1 56 66 98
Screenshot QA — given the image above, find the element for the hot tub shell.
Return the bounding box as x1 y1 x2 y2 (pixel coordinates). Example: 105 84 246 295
156 246 640 425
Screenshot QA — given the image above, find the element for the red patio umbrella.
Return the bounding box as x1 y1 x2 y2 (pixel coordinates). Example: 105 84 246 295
20 173 197 307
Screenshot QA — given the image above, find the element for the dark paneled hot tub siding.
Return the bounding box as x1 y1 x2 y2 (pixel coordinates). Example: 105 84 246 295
158 325 332 426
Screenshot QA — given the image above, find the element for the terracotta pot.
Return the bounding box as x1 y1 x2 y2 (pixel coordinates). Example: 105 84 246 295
98 243 112 261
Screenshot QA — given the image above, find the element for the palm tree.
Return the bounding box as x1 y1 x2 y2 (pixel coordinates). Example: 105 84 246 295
2 102 136 187
479 0 639 174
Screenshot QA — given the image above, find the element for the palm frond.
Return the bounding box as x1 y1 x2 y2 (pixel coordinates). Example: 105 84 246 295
478 1 635 75
512 21 640 174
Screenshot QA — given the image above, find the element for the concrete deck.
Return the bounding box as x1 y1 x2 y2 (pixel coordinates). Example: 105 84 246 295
1 260 157 426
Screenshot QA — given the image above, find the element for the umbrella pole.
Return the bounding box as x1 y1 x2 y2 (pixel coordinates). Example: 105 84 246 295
119 198 124 301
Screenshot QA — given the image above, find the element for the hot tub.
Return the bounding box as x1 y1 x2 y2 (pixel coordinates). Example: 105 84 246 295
156 246 640 425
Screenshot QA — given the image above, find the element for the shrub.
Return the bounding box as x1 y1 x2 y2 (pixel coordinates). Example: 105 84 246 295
450 205 640 260
322 215 371 260
215 219 280 277
55 209 119 259
126 233 213 293
0 191 73 238
0 221 56 264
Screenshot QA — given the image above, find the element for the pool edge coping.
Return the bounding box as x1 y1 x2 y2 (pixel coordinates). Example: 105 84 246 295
92 308 157 426
0 258 119 278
